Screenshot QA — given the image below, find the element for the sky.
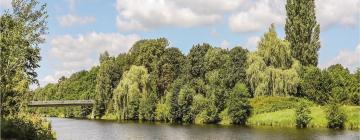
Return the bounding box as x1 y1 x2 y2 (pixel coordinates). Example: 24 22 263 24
0 0 359 88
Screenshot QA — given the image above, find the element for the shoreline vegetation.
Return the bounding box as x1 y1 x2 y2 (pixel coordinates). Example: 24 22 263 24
37 96 360 130
2 0 360 139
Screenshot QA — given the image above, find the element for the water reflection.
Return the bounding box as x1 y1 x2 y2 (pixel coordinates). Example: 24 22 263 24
48 118 360 140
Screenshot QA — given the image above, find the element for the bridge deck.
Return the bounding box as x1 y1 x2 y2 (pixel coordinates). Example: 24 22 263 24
28 100 94 107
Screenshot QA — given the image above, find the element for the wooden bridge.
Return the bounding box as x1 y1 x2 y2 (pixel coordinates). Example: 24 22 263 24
28 100 94 107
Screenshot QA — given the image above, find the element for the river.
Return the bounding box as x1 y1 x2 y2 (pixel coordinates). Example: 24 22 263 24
47 118 359 140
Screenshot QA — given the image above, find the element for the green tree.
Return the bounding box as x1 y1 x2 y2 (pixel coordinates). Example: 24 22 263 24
129 38 168 73
224 47 248 89
295 103 311 128
158 48 185 96
191 94 217 124
1 0 47 116
327 64 358 104
177 85 194 122
220 83 251 124
187 43 211 79
300 66 331 104
92 52 120 118
113 66 150 120
285 0 320 66
246 25 301 97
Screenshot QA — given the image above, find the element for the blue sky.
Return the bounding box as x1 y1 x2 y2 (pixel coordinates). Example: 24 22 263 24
1 0 359 87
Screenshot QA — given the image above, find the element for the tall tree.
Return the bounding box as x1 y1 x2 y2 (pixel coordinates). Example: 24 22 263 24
247 25 301 96
285 0 320 66
112 66 150 120
1 0 48 116
187 43 211 79
157 48 185 96
224 47 248 89
92 51 117 118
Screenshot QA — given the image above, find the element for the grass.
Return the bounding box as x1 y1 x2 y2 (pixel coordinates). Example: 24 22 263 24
342 106 360 129
247 105 360 129
247 109 296 127
250 96 315 115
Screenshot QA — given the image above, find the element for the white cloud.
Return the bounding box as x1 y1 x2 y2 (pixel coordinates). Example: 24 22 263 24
229 0 285 32
228 0 360 32
58 14 96 27
115 0 245 31
40 32 140 86
323 43 360 72
245 36 261 51
316 0 360 28
0 0 11 9
220 40 230 49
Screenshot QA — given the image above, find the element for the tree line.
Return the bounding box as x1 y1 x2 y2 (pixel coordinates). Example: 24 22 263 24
32 0 359 128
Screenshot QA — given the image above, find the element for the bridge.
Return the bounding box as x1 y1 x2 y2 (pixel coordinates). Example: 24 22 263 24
28 100 94 107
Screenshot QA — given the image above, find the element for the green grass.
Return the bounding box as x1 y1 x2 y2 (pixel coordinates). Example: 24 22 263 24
250 96 315 115
247 105 360 129
247 109 296 127
342 106 360 129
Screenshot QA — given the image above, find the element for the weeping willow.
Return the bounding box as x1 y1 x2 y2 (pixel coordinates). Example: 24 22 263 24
247 24 302 96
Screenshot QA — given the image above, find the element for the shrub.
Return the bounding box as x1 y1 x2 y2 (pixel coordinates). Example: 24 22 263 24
295 103 312 128
191 94 217 124
1 114 55 140
326 104 346 129
220 83 251 125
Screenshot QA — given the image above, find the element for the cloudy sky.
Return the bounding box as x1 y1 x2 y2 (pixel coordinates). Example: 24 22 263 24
1 0 359 87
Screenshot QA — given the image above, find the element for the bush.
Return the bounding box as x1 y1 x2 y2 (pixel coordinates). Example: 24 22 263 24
295 103 312 128
326 104 346 129
1 114 55 140
191 94 217 124
220 83 251 125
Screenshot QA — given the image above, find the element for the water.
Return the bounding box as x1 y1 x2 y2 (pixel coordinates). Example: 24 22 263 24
48 118 359 140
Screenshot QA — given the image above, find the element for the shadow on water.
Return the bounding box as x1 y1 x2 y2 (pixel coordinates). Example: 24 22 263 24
47 117 360 140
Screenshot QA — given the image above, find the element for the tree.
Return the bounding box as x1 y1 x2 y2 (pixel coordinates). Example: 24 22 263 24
285 0 320 66
327 64 358 104
259 24 293 69
191 94 217 124
187 43 211 79
157 48 185 96
139 91 157 121
295 103 311 128
129 38 168 73
112 66 150 120
220 83 251 124
1 0 48 116
246 25 301 97
92 52 119 118
224 47 248 89
177 85 194 122
300 66 331 104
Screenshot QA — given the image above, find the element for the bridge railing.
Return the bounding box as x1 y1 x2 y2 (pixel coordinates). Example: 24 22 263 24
28 100 94 107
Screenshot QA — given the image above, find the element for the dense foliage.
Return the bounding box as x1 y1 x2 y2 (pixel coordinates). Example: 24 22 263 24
285 0 320 66
1 0 54 139
30 0 359 130
295 103 312 128
246 24 301 97
326 104 346 129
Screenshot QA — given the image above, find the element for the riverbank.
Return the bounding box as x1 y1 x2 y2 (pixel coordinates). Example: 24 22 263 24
247 96 360 129
247 106 360 129
37 96 360 130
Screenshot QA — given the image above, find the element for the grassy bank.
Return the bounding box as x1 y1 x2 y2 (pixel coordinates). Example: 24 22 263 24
247 97 360 129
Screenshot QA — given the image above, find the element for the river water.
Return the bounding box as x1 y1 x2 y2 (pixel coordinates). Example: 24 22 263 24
47 118 359 140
